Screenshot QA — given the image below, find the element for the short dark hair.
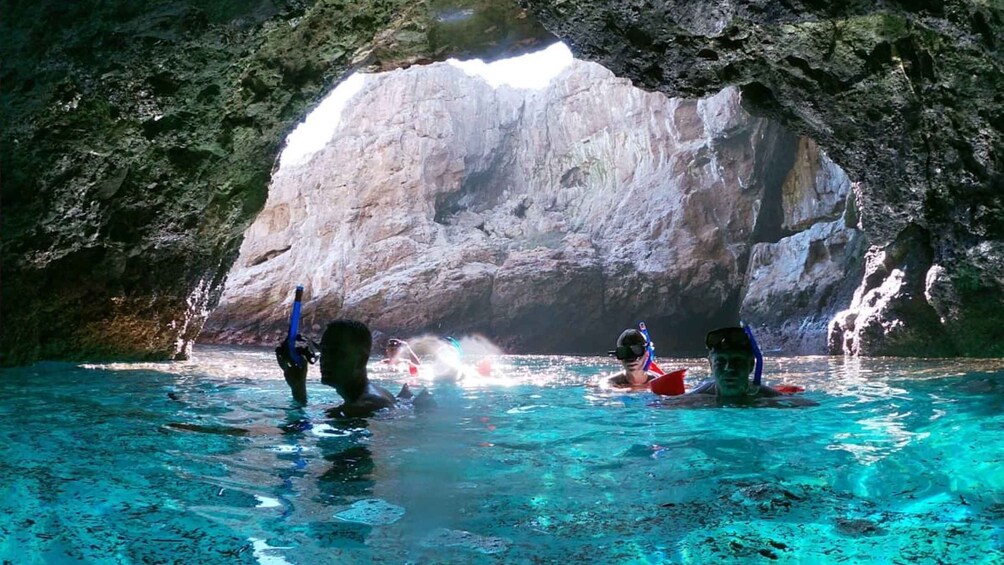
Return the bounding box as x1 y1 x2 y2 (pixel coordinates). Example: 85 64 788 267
617 329 646 347
705 327 753 354
320 319 372 363
319 319 373 400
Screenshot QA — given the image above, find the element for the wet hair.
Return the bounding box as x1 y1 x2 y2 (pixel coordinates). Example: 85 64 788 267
609 329 648 361
320 319 372 359
616 329 646 347
705 326 753 355
319 319 372 400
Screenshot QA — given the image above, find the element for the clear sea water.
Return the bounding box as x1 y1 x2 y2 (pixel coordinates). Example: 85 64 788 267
2 346 1003 564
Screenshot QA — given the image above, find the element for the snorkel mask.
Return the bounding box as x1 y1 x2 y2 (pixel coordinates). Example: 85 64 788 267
608 328 649 363
610 342 648 361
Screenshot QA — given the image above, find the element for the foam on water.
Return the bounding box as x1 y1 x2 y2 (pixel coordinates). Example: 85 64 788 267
1 346 1003 563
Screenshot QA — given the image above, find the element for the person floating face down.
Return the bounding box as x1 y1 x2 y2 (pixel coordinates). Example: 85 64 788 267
606 329 660 388
691 327 780 399
276 319 431 418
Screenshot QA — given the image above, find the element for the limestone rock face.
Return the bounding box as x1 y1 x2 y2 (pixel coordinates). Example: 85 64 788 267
0 0 553 365
9 0 998 363
829 225 955 356
739 141 863 354
743 218 867 355
524 1 1004 355
203 60 856 354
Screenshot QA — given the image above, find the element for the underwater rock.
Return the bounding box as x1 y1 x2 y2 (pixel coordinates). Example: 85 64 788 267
728 482 805 513
420 528 511 555
334 499 405 526
834 517 885 537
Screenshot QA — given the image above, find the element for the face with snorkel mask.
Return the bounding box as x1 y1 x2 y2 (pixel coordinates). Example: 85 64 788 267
705 327 756 397
609 329 653 386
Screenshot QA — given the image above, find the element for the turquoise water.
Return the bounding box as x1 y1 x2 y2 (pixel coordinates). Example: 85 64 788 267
2 346 1003 564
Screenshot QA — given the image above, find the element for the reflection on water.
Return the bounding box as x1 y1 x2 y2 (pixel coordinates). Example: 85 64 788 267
1 346 1003 562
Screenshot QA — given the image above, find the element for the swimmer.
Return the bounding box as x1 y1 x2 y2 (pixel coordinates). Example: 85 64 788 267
276 319 431 418
389 335 467 381
382 337 421 376
384 338 421 367
605 329 661 389
689 326 782 399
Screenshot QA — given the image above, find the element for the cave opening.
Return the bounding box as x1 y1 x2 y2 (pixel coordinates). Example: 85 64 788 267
202 42 863 357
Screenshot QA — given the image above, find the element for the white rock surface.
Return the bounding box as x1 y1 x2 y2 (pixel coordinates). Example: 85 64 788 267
204 59 858 353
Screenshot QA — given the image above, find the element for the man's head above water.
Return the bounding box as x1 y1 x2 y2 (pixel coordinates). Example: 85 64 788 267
319 319 373 402
705 326 755 397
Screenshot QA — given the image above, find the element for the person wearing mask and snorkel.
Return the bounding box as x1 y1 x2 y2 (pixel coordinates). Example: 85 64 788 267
689 326 782 399
606 328 661 388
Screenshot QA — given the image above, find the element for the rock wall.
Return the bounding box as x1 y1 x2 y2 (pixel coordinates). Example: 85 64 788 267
5 0 1000 363
203 60 857 354
524 0 1004 356
0 0 553 365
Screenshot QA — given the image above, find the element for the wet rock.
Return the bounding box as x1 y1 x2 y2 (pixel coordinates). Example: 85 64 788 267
205 61 850 353
743 217 867 354
829 224 956 355
0 0 554 365
834 517 884 537
728 483 805 513
524 1 1004 356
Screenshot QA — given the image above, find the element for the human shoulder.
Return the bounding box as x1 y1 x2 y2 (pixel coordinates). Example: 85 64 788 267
326 384 397 418
688 381 717 395
755 385 782 398
606 372 630 387
605 372 658 389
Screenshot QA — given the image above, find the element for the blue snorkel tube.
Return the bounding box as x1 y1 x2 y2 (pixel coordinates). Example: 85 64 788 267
287 285 304 366
444 336 463 358
741 321 763 386
638 322 656 372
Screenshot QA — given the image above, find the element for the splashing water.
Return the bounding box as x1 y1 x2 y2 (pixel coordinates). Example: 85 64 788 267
1 347 1003 563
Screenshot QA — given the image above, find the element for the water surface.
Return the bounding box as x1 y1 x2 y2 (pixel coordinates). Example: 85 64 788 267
1 346 1003 563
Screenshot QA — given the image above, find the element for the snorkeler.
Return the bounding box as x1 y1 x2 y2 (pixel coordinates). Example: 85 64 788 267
385 335 468 381
606 329 662 388
689 326 782 399
383 338 421 375
276 319 431 418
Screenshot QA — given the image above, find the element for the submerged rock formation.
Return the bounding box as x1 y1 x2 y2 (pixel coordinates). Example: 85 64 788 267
203 60 858 354
523 1 1003 355
0 0 553 365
